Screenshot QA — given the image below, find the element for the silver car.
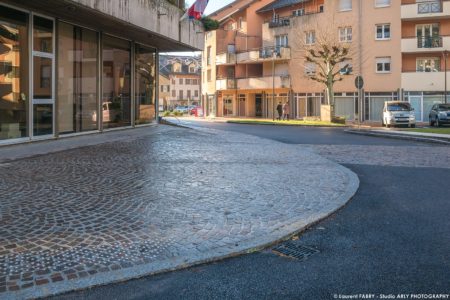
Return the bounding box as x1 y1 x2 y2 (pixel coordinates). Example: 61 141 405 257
382 101 416 128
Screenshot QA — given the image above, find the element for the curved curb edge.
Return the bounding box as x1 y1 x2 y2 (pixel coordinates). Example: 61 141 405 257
6 132 360 300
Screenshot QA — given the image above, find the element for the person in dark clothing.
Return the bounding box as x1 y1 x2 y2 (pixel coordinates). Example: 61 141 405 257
276 102 282 120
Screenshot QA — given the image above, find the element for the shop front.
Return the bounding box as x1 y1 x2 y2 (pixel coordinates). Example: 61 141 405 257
0 1 188 145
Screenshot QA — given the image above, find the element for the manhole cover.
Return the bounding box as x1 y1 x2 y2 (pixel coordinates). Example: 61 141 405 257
272 241 319 261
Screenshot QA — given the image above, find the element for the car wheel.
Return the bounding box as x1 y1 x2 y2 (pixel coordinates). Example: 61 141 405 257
411 124 416 128
430 118 434 126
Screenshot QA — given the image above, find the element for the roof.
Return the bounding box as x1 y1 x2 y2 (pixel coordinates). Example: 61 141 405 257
256 0 309 13
208 0 257 22
159 55 201 76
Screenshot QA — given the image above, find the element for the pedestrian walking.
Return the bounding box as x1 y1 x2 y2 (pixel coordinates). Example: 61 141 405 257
282 101 290 121
276 101 282 120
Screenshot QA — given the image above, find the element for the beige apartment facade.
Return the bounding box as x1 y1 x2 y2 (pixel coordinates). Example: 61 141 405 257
203 0 450 123
401 0 450 123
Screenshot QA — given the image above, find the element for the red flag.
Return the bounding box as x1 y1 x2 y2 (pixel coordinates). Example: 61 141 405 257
187 0 209 20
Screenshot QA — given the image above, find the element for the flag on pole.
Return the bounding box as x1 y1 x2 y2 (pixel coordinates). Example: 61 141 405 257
181 0 209 20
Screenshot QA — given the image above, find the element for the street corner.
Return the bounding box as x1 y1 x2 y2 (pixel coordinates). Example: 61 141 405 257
0 126 359 299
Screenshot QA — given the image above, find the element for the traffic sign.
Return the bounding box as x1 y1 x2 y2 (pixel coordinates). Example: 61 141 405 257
355 76 364 89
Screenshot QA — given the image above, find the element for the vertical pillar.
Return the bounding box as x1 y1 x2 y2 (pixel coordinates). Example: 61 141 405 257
130 42 136 127
98 32 103 132
156 50 160 122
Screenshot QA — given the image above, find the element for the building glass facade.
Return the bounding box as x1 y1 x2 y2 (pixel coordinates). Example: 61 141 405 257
0 3 158 144
58 22 98 134
0 6 29 140
135 44 156 125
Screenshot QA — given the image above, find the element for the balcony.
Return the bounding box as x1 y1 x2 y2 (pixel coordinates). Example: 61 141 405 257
267 16 290 28
401 35 450 52
237 47 291 64
216 78 237 90
402 71 450 91
401 1 450 19
216 53 236 65
237 75 290 90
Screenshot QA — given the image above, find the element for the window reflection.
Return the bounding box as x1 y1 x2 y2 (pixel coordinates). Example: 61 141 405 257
33 56 52 99
0 5 28 140
33 16 53 53
135 45 156 124
33 104 52 136
58 22 98 134
102 35 131 128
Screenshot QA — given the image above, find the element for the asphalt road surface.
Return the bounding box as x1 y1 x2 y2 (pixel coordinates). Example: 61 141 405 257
52 121 450 300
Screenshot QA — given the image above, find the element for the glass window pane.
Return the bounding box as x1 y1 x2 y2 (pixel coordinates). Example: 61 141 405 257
135 44 156 125
33 56 52 99
33 16 53 53
377 26 382 38
102 35 131 128
33 104 52 136
57 22 98 134
377 63 383 72
0 6 29 140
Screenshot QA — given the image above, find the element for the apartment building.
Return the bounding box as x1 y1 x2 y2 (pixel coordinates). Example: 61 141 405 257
0 0 203 145
401 0 450 123
203 0 450 123
159 74 171 111
160 56 201 109
202 0 277 118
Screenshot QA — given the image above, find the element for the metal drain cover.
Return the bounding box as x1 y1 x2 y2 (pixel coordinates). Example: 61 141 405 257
272 241 319 261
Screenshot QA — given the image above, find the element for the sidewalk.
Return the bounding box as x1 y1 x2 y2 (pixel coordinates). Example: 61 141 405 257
346 127 450 145
0 124 358 299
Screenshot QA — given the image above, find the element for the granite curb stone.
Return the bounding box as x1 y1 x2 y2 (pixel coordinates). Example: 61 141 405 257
345 129 450 145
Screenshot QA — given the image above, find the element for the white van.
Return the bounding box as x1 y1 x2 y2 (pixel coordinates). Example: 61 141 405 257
382 101 416 128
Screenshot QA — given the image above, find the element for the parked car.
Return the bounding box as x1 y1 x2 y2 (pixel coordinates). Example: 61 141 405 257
174 106 188 114
382 101 416 128
429 103 450 127
189 106 200 115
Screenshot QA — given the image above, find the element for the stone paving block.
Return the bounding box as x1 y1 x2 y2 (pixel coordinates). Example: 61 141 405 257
0 125 359 299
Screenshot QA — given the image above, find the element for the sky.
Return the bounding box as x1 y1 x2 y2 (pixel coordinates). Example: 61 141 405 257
202 0 235 15
161 0 234 56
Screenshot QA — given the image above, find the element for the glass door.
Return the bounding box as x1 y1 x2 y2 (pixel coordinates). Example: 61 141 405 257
409 95 422 122
31 15 54 137
255 94 262 117
416 24 439 48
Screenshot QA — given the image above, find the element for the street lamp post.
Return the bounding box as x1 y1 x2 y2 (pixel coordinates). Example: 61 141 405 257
444 50 448 103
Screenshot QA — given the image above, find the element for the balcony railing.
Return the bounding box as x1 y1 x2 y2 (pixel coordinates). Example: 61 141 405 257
216 52 236 65
237 75 291 89
268 16 290 28
216 78 237 90
417 36 443 48
418 1 442 13
259 46 290 59
265 10 323 28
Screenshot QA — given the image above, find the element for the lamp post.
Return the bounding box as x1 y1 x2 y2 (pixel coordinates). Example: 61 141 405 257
444 50 448 103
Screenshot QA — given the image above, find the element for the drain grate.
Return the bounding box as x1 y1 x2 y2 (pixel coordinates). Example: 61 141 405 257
272 241 319 261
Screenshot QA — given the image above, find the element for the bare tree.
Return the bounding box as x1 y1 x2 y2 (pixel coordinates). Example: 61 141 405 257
291 10 354 119
305 42 351 117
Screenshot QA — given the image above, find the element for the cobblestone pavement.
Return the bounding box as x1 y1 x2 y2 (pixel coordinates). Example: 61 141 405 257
302 144 450 168
0 126 358 299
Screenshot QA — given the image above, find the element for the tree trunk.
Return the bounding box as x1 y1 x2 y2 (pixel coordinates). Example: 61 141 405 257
326 76 335 119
